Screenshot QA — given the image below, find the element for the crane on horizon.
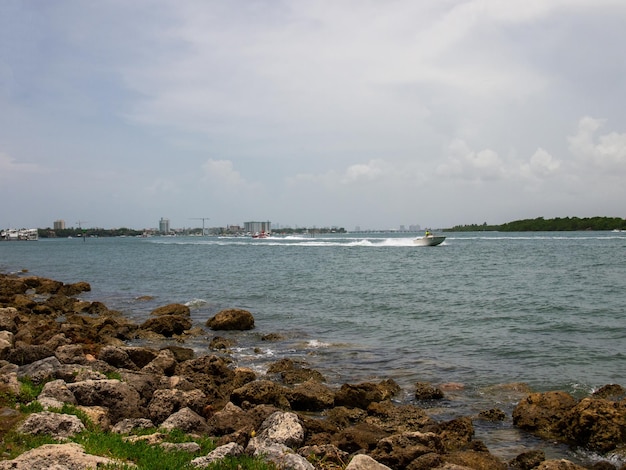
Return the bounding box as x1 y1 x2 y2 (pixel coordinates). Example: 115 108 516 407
190 217 210 236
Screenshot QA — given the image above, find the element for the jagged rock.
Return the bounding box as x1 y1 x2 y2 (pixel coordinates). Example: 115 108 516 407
0 307 18 332
17 356 63 383
151 303 191 317
415 381 445 400
4 344 55 366
334 379 401 409
444 449 507 469
512 391 577 439
17 411 85 438
345 454 392 470
298 444 349 467
287 378 335 411
435 417 475 452
206 402 253 436
140 314 191 337
54 344 89 364
366 401 435 433
148 388 207 424
0 330 13 355
335 421 389 453
160 441 201 452
267 357 326 384
77 405 111 431
118 370 161 407
38 379 77 405
162 345 195 362
142 348 178 376
57 281 91 296
0 443 117 470
535 459 587 469
556 397 626 453
191 442 244 468
111 417 155 434
121 346 159 368
370 431 444 468
66 379 143 423
160 406 208 433
257 411 305 448
592 384 626 401
98 345 139 370
231 379 291 409
206 308 254 330
209 336 235 350
247 437 314 470
509 449 546 469
478 408 506 421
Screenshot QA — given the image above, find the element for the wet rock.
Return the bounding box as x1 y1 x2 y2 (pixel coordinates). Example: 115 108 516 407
592 384 626 401
444 449 507 469
366 401 435 433
512 391 577 439
206 308 254 331
415 381 445 400
57 281 91 296
369 431 444 469
478 408 506 421
535 459 587 469
151 303 191 316
335 421 390 453
231 379 291 409
287 378 335 411
509 449 546 469
140 314 192 337
267 357 326 385
334 379 401 410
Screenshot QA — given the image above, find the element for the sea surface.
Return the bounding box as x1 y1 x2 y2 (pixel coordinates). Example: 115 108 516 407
1 231 625 465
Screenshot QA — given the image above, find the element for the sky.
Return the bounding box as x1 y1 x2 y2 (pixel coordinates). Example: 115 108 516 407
1 0 625 231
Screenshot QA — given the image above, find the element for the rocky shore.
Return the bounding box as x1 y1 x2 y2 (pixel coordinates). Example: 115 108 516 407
0 272 625 469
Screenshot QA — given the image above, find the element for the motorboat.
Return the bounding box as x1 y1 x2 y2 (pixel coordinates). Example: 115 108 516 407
251 231 270 239
413 231 445 246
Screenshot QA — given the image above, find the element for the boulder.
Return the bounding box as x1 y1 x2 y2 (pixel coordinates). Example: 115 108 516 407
66 379 143 423
231 379 291 409
98 345 139 370
17 411 85 438
509 449 546 469
334 379 401 409
140 315 192 337
160 406 208 433
366 401 435 433
247 438 314 470
151 303 190 317
257 411 305 448
147 388 207 424
111 418 155 434
512 391 577 439
287 379 335 411
142 348 178 376
191 442 244 468
415 381 445 400
38 379 77 405
17 356 63 384
4 345 55 366
345 454 392 470
0 443 117 470
58 281 91 296
369 431 444 469
206 308 254 331
535 459 587 470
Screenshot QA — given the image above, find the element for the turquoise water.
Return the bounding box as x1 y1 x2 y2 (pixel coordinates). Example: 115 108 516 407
2 231 625 462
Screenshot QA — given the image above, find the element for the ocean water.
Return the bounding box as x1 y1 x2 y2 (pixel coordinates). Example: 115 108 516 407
2 231 625 464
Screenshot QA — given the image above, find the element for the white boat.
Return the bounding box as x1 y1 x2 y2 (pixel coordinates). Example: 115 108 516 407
413 231 445 246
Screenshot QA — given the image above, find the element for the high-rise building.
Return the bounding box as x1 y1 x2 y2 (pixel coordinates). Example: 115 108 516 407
53 220 65 230
159 217 170 234
244 221 271 234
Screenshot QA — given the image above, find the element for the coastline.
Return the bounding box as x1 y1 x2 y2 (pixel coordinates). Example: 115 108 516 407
1 271 625 469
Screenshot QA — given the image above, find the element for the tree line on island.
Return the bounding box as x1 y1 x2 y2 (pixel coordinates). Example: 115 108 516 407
445 216 626 232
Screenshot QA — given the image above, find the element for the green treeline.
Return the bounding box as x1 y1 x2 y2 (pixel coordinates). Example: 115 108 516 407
446 216 626 232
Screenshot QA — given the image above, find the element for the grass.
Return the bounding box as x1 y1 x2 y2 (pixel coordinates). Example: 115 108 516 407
0 377 282 469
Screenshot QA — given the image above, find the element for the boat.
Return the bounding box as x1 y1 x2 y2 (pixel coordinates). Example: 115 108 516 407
251 231 270 239
1 228 39 241
413 231 445 246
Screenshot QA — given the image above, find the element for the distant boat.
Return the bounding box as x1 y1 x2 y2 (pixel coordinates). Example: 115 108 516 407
413 231 445 246
251 231 270 239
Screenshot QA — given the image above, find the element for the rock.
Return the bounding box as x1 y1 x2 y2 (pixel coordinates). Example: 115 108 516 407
287 378 335 411
147 388 207 424
98 345 139 370
54 344 89 364
140 314 192 337
0 330 13 355
17 356 63 384
231 379 291 409
415 381 445 400
509 449 546 469
556 397 626 453
512 391 577 439
247 438 314 470
0 443 117 470
151 303 191 316
111 418 155 434
478 408 506 421
38 379 77 405
206 308 254 330
121 346 159 368
191 442 244 468
160 441 201 453
142 348 178 376
535 459 587 470
66 379 143 423
334 379 401 409
592 384 626 401
257 411 305 448
335 422 389 453
58 281 91 296
366 401 435 433
298 444 349 467
370 431 444 469
77 405 111 431
17 411 85 438
4 344 55 366
160 406 208 433
209 336 235 350
345 454 392 470
435 417 475 452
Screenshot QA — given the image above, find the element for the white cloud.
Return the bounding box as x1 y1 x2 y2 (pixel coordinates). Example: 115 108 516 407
0 153 44 179
568 117 626 173
521 148 561 179
436 139 506 181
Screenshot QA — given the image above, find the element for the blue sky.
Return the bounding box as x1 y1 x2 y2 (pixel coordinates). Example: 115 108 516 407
2 0 625 231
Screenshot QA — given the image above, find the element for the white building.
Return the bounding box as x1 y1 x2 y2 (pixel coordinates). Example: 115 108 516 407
244 221 271 234
159 217 170 234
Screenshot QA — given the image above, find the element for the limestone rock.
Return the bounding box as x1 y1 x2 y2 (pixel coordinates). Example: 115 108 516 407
140 314 191 337
148 388 207 424
206 308 254 331
151 303 190 316
66 378 143 423
17 411 85 438
345 454 392 470
160 406 208 433
38 379 77 405
191 442 244 468
257 411 305 448
0 443 117 470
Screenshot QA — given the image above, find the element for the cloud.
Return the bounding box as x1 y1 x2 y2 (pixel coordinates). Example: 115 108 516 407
436 139 506 181
520 148 561 179
0 153 44 180
568 116 626 174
